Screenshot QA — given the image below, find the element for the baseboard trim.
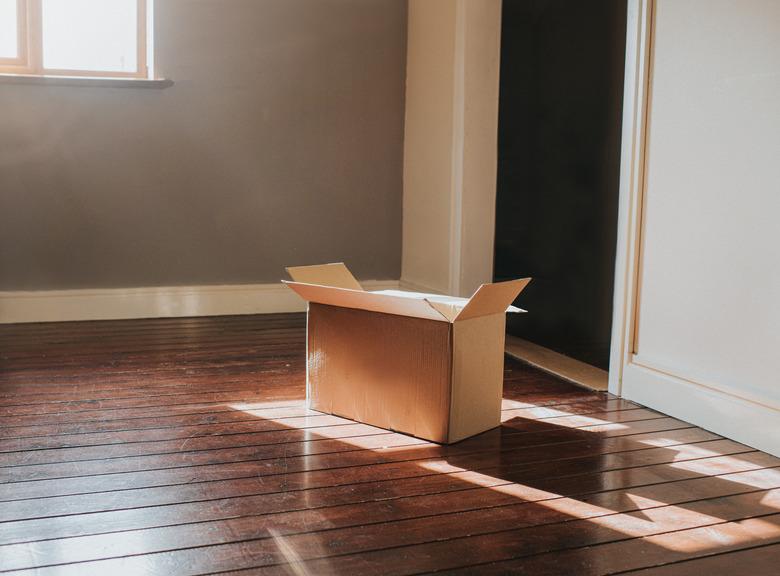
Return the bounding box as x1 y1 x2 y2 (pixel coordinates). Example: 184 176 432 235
504 336 609 392
622 360 780 457
0 280 401 324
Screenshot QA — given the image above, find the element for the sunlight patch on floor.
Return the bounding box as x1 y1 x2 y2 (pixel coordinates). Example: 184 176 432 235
227 396 780 557
637 435 699 448
227 402 431 451
645 515 780 553
227 400 307 415
671 457 780 486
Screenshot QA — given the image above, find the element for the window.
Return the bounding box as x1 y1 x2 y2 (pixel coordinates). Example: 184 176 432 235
0 0 149 78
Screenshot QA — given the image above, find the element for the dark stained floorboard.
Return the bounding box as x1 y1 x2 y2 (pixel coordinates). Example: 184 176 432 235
0 313 778 575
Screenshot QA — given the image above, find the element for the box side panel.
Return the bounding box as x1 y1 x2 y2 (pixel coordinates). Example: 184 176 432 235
307 303 451 442
448 313 506 442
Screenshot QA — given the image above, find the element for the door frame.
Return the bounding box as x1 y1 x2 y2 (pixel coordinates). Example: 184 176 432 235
608 0 654 396
406 0 656 388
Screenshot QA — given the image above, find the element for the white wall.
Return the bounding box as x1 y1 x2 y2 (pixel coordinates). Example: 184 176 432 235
458 0 503 297
615 0 780 455
402 0 501 297
401 0 457 294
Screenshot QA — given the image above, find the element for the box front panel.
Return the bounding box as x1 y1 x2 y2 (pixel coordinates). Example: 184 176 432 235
307 303 452 442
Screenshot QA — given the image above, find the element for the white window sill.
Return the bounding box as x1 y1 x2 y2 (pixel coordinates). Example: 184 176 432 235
0 73 173 89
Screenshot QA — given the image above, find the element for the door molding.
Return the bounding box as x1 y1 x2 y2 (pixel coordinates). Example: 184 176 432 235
608 0 655 396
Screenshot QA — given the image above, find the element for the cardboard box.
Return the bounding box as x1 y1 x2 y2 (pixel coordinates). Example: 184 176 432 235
284 263 531 443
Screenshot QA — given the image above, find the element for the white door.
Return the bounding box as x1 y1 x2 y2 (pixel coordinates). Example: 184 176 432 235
610 0 780 456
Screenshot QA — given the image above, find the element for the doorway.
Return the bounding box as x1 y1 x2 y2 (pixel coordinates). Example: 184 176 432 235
494 0 627 373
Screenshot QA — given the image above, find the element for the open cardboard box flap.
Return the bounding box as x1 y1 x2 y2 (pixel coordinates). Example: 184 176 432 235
284 262 530 323
286 262 364 291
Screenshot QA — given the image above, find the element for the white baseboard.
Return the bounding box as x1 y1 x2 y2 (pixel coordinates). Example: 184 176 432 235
0 279 401 324
621 360 780 457
504 336 609 392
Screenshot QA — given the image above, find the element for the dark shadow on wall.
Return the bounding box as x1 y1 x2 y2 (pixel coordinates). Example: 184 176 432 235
494 0 628 370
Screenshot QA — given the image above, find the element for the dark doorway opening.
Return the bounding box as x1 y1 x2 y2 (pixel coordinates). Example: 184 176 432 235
494 0 627 371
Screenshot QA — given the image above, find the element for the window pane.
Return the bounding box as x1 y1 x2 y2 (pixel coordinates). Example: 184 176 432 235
42 0 138 73
0 0 18 59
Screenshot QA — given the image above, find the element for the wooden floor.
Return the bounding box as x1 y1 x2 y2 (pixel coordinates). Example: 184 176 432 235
0 314 778 575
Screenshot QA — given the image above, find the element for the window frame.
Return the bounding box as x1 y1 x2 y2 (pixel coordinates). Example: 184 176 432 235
0 0 148 79
0 0 28 70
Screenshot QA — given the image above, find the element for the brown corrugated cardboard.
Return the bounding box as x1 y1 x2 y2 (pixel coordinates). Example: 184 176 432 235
284 281 448 322
285 263 531 443
307 304 452 441
285 262 364 291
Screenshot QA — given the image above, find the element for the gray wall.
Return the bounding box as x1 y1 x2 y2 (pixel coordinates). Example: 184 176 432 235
0 0 407 290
